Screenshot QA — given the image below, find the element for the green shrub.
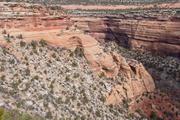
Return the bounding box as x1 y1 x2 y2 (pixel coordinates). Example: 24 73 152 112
16 34 23 39
73 73 80 78
4 35 11 43
74 47 84 57
31 41 37 49
99 96 106 103
19 113 32 120
20 41 26 47
39 39 47 47
95 110 101 117
33 75 39 80
71 62 78 67
1 75 5 81
69 51 74 57
51 53 56 58
0 107 44 120
45 111 52 119
65 76 70 81
25 68 30 76
98 72 105 78
0 108 4 119
150 111 159 120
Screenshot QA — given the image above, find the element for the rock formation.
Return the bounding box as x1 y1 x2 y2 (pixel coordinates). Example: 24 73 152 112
106 53 155 105
0 23 155 106
72 16 180 57
1 2 180 57
0 2 179 119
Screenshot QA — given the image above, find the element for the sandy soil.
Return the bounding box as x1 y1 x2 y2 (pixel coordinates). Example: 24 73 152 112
61 2 180 10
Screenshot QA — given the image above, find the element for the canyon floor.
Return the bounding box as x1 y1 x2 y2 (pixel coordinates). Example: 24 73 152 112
0 1 180 120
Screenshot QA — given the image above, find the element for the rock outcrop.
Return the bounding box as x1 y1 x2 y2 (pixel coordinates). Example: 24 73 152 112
56 31 155 105
106 53 155 105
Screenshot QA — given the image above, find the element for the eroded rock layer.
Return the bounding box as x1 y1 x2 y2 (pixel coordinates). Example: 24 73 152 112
0 7 179 57
72 16 180 57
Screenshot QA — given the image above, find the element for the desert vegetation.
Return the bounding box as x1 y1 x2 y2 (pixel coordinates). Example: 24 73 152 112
0 107 43 120
0 38 142 119
67 8 180 16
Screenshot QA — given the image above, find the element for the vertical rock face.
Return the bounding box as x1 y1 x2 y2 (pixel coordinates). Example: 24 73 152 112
1 2 180 57
0 2 180 57
72 16 180 57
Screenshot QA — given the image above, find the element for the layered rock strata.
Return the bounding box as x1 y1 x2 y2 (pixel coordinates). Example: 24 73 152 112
72 16 180 57
0 2 180 57
1 16 179 57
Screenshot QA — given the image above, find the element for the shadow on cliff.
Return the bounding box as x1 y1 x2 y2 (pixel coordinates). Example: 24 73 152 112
103 16 180 116
104 16 130 48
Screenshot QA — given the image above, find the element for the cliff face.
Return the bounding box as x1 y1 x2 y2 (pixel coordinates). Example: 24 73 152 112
72 16 180 57
1 16 179 57
0 2 180 57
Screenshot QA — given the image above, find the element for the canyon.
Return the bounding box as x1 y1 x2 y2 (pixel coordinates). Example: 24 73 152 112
1 16 180 56
0 2 179 120
0 2 179 56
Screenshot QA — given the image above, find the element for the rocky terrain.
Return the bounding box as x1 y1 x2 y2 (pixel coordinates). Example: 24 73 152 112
0 38 134 120
0 1 179 120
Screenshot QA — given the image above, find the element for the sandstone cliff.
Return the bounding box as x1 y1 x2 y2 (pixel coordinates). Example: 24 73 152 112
72 16 180 57
0 15 179 57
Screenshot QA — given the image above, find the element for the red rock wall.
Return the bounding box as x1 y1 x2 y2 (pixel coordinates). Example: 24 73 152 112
72 17 180 57
0 8 179 57
0 17 71 31
0 2 179 56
